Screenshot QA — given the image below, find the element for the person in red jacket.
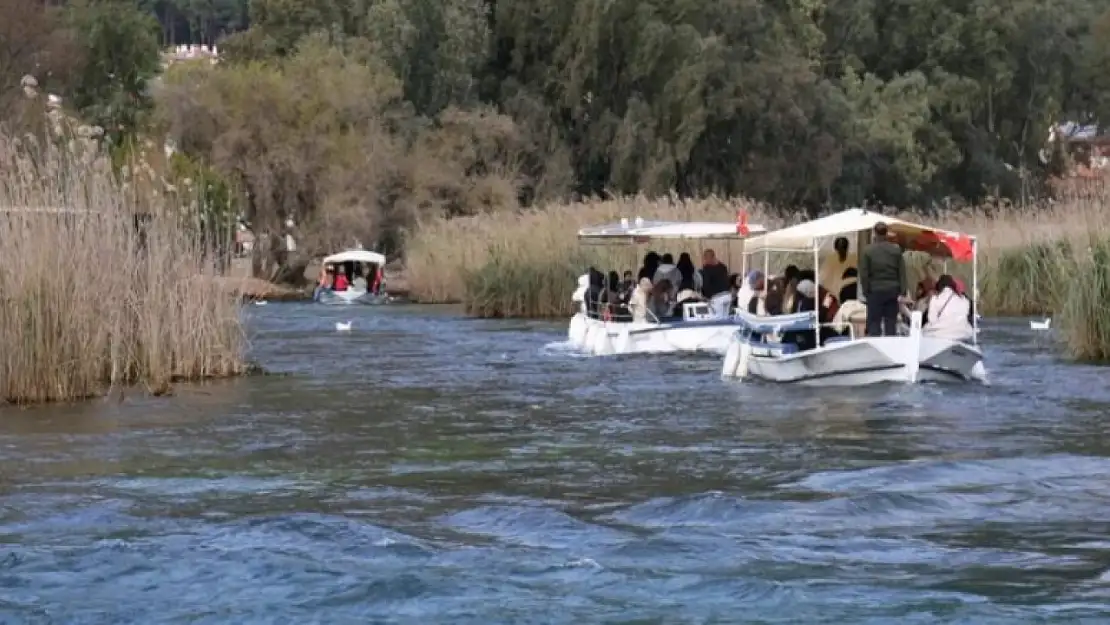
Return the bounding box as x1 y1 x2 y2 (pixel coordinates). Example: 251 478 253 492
333 270 349 291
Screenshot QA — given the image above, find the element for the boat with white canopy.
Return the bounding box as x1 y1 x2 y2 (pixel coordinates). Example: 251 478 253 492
720 208 987 385
568 213 768 356
314 249 389 305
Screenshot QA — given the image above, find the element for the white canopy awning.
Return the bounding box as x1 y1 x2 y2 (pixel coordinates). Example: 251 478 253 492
743 209 975 261
322 250 386 265
578 219 767 245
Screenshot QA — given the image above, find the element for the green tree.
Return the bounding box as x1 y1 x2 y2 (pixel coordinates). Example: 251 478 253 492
66 0 162 146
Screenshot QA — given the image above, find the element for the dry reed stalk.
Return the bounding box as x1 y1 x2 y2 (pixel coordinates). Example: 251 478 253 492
0 122 246 404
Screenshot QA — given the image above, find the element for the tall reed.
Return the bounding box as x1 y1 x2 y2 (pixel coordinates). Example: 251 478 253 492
0 110 246 404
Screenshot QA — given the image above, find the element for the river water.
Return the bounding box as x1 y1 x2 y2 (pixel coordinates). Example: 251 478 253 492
3 304 1110 623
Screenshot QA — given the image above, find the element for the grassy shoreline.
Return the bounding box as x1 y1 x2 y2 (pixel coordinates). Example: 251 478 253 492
404 193 1110 359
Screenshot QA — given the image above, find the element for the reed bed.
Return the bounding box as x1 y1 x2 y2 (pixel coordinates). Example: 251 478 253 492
405 191 1110 360
0 123 247 404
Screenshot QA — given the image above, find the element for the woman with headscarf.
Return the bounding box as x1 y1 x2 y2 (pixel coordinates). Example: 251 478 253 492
924 274 974 341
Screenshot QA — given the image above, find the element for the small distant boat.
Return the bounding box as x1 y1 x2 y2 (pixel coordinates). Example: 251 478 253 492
335 320 352 332
314 250 389 306
1030 317 1051 331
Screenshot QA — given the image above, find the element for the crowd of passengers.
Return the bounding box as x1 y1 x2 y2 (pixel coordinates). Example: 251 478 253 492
316 262 384 294
583 222 977 350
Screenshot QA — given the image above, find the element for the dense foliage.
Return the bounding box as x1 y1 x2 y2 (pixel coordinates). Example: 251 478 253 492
3 0 1109 257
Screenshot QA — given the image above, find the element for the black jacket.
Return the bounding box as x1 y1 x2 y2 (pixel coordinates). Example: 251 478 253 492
859 240 905 296
701 263 730 298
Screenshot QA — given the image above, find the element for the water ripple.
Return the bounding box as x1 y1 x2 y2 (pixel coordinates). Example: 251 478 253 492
0 310 1108 622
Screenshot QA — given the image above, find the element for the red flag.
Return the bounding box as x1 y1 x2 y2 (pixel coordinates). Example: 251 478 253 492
736 210 750 236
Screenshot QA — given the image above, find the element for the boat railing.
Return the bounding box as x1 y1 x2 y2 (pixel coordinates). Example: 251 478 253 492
583 300 671 324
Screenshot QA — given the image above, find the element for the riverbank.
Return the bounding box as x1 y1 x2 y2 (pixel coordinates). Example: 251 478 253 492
403 193 1110 358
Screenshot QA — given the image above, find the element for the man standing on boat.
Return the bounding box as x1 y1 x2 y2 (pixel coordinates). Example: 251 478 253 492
859 222 906 336
700 249 730 298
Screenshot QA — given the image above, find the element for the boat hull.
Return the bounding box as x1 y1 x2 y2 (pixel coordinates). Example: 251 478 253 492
722 333 986 386
567 313 738 355
314 287 388 306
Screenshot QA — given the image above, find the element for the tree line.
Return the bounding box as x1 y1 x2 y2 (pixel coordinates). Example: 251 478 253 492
4 0 1110 257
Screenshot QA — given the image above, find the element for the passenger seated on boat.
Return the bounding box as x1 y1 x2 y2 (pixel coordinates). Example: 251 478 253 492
735 270 764 314
572 273 590 305
838 268 859 303
352 267 368 291
924 274 974 342
319 265 334 289
653 254 681 300
629 278 653 322
606 271 633 321
606 271 623 302
952 277 975 324
781 265 801 312
676 252 703 293
585 268 606 317
650 279 676 319
899 277 935 327
333 269 350 291
637 251 661 283
620 271 635 298
833 269 866 336
763 277 785 315
371 266 384 295
794 279 841 347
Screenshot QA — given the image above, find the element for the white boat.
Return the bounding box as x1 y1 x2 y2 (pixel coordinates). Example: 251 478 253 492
720 208 987 385
314 249 389 305
567 214 767 356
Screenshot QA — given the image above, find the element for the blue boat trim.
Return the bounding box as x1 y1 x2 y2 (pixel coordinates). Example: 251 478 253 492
624 318 743 336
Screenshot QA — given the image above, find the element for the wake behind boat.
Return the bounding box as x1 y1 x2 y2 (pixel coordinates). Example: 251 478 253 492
567 214 767 356
314 249 389 305
720 209 987 385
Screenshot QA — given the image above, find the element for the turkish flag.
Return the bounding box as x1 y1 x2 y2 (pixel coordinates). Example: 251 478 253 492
736 210 750 236
914 230 973 261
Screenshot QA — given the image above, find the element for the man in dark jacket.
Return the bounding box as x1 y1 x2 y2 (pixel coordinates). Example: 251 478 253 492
859 222 905 336
700 249 730 298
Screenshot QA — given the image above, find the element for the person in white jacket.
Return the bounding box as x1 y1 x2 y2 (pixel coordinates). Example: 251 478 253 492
923 275 974 342
629 278 653 323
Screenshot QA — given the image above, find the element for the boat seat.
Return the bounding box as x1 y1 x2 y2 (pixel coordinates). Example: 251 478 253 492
778 343 799 355
824 335 852 345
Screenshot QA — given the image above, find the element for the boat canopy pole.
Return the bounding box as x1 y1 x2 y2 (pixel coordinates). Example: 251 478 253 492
972 237 979 346
813 241 821 345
